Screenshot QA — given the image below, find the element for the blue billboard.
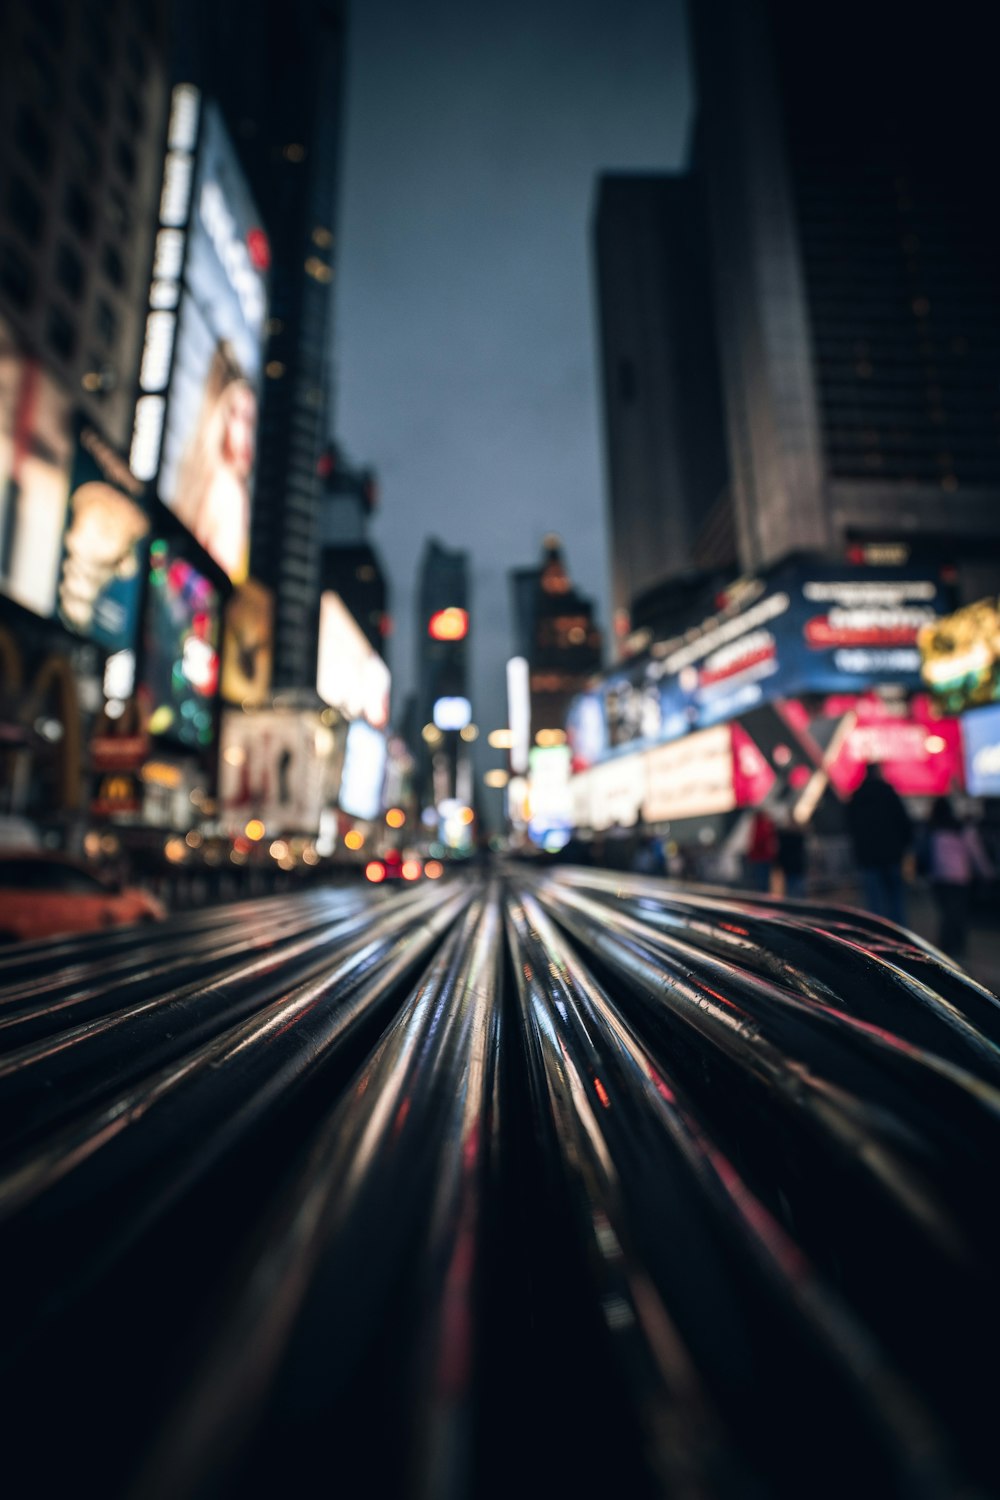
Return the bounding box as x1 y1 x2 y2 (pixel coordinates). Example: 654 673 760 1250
567 557 953 769
962 705 1000 798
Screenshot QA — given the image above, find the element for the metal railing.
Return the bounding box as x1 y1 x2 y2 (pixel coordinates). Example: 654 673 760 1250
0 868 997 1498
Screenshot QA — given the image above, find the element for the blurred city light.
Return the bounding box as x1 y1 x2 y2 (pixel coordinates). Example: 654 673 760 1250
433 696 471 731
428 607 468 641
385 807 406 828
484 769 509 788
344 830 365 851
488 728 514 749
244 819 266 841
365 861 386 883
460 723 479 742
401 859 422 880
424 860 444 879
422 723 443 745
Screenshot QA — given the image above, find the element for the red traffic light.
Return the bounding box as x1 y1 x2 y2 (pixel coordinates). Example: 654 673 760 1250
428 607 468 642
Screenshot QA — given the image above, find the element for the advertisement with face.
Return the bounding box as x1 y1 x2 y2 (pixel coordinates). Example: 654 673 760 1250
0 316 74 618
143 540 220 748
56 422 150 652
221 577 273 705
156 103 268 584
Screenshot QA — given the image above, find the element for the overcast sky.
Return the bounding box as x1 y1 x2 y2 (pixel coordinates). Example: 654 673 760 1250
334 0 692 800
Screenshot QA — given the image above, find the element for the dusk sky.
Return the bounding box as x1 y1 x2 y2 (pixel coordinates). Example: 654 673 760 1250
335 0 692 777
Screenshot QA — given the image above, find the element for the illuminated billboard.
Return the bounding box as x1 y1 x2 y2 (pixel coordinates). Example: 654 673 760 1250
131 87 268 584
962 705 1000 798
570 557 951 766
143 539 220 748
316 591 391 728
0 315 74 619
55 422 150 653
219 709 333 834
339 720 387 821
221 577 273 705
643 726 736 823
918 597 1000 714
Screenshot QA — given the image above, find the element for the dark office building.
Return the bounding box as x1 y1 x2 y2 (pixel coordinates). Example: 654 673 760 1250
0 0 170 452
179 0 348 689
415 538 470 805
317 443 387 661
510 536 602 737
593 174 732 639
685 0 1000 599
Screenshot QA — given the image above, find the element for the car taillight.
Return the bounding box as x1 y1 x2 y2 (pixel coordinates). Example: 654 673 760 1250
401 859 422 881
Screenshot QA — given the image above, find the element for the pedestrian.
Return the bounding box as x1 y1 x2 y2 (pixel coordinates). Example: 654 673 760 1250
926 796 993 959
844 763 912 925
744 807 778 893
774 800 809 899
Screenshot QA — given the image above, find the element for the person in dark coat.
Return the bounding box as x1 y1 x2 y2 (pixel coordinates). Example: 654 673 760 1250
844 764 912 925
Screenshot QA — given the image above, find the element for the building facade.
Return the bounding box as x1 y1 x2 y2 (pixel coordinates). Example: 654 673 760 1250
510 536 602 739
687 0 1000 598
593 174 731 640
180 0 349 690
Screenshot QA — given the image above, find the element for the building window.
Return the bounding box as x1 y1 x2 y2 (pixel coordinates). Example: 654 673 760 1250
113 139 137 184
34 0 67 45
122 90 145 134
101 243 125 288
70 120 102 179
617 358 637 404
9 175 44 241
106 187 131 238
46 305 77 360
15 107 53 178
95 298 117 347
0 245 36 310
78 66 108 126
125 36 147 80
55 242 85 302
24 38 60 111
64 182 95 239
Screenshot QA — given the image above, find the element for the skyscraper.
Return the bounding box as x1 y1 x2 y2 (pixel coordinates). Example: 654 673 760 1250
593 174 731 640
687 0 1000 599
0 0 170 453
180 0 349 689
415 538 470 808
510 536 602 738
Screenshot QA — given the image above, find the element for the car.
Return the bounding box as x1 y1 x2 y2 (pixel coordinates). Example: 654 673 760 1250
364 849 426 885
0 851 168 944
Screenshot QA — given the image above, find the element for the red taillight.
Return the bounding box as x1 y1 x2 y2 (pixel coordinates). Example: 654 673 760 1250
401 859 422 881
365 861 386 883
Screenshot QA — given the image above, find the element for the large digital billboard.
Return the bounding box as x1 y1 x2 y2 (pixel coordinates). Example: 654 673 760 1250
131 87 268 584
221 577 273 705
961 705 1000 798
143 539 220 748
339 720 387 821
316 592 391 729
570 557 952 767
0 315 74 619
219 709 333 834
918 597 1000 714
56 422 150 653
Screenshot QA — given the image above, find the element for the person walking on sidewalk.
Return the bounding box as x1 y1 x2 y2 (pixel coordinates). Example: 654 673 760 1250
926 796 993 959
844 764 912 926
